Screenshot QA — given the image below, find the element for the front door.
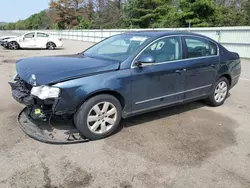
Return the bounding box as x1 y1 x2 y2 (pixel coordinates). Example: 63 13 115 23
131 36 186 113
19 32 36 48
182 36 219 100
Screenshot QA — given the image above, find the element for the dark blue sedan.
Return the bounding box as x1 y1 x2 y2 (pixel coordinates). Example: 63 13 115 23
10 31 241 140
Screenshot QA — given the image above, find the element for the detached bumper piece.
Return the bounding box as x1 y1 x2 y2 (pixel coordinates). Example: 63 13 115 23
9 78 34 106
18 108 89 144
10 76 55 121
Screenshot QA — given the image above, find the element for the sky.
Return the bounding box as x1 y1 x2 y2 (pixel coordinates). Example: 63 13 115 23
0 0 51 22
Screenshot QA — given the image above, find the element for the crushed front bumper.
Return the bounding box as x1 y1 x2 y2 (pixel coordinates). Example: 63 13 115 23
18 108 88 144
9 78 34 106
10 76 88 144
0 41 8 47
10 76 57 121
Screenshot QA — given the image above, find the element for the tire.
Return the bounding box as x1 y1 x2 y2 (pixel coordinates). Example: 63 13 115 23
46 42 56 50
206 77 229 107
74 94 122 140
8 41 19 50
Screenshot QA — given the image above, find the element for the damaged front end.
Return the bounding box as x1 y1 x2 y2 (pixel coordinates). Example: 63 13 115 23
9 75 55 121
9 75 88 144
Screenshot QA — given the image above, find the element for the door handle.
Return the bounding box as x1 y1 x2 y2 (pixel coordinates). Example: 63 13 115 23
175 69 186 74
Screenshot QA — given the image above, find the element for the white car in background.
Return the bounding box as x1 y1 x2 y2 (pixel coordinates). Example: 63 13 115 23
0 35 17 46
2 32 63 50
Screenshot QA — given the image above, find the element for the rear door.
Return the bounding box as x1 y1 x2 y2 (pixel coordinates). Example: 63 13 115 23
35 32 49 48
181 36 219 100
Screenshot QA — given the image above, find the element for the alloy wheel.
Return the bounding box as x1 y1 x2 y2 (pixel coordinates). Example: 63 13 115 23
214 81 228 103
87 102 118 134
47 42 55 50
9 42 18 50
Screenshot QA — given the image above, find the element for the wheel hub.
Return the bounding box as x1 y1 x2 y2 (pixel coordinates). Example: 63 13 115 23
214 81 228 103
87 102 117 135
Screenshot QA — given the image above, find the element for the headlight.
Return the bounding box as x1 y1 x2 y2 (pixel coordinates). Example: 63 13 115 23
31 85 60 100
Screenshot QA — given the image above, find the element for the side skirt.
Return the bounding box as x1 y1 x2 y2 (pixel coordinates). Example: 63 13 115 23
122 95 208 119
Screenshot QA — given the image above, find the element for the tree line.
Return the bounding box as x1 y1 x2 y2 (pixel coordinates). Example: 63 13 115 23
1 0 250 30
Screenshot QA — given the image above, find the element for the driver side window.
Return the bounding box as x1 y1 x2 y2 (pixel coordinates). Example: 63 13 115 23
24 33 35 39
140 37 182 63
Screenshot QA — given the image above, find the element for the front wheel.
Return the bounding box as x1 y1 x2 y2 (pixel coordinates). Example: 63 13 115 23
8 41 19 50
74 94 122 140
206 77 229 106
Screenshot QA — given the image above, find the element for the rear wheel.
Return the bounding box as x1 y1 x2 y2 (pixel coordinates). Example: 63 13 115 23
46 42 56 50
8 41 19 50
206 77 229 106
74 94 122 140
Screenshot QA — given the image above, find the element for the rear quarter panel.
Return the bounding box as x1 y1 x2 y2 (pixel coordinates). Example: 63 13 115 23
217 46 241 88
49 36 62 47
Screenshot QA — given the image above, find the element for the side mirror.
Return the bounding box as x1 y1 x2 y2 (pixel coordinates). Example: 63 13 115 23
135 55 155 66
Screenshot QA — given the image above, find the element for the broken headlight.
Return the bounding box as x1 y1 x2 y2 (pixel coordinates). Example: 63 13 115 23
31 86 60 100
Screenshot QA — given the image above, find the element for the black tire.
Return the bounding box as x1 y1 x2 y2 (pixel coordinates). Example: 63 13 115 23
74 94 122 140
8 41 19 50
46 42 56 50
206 77 229 107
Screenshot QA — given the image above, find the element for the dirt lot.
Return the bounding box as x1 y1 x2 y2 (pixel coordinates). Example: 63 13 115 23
0 32 250 188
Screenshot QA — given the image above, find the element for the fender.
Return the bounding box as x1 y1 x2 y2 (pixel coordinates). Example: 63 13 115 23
53 69 132 116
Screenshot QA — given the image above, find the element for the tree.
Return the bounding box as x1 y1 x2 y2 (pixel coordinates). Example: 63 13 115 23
3 10 52 30
153 5 182 28
213 5 249 26
212 0 250 26
92 0 126 28
178 0 215 27
2 0 250 30
49 0 85 28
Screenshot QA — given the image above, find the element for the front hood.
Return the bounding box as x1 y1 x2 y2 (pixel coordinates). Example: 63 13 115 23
6 36 20 42
0 36 17 40
16 55 120 85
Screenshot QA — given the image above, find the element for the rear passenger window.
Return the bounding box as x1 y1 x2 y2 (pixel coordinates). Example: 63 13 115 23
184 37 217 58
37 33 49 38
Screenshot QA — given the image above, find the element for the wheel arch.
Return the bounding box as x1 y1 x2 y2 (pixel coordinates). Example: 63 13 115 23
8 40 20 46
46 41 56 47
218 74 232 86
80 90 126 110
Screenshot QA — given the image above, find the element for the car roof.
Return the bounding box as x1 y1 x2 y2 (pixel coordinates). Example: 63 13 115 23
123 30 213 41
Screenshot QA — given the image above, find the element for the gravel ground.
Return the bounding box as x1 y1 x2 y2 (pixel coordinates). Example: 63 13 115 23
0 31 250 188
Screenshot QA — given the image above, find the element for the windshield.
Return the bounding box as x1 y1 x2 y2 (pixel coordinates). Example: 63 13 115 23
84 34 151 61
